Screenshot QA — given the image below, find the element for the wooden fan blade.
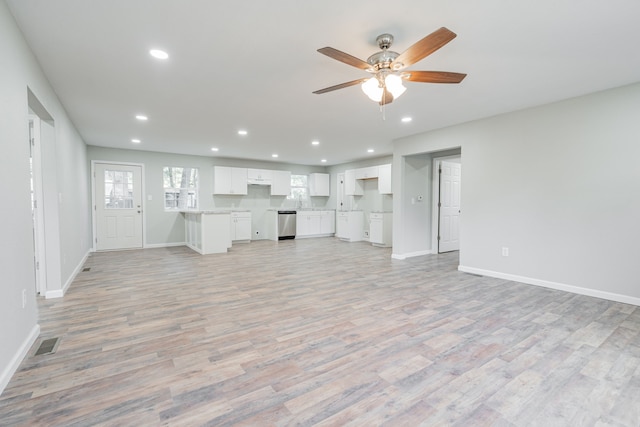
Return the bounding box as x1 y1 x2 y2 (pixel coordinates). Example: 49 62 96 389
313 78 369 94
379 89 394 106
404 71 467 84
317 47 371 70
392 27 457 69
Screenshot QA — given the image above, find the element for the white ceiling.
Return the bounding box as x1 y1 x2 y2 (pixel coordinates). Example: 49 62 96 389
7 0 640 166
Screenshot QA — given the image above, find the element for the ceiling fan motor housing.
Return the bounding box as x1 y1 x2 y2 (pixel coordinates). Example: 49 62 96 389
367 33 400 71
367 50 399 71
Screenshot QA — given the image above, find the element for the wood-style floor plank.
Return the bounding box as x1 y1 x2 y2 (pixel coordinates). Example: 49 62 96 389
1 238 640 426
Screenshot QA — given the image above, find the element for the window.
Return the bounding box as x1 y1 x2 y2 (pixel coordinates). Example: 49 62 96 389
104 169 134 209
163 166 198 210
289 174 308 202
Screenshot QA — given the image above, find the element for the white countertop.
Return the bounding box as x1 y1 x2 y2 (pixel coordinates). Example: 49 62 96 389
181 210 231 215
267 208 336 212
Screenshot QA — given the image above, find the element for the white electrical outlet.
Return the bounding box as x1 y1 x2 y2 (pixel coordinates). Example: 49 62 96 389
22 289 27 308
502 247 509 257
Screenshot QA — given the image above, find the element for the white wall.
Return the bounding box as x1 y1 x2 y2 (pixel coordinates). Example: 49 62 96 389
0 2 91 394
86 146 328 244
393 82 640 304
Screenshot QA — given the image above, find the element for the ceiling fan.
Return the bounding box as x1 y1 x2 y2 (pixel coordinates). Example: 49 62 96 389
313 27 466 105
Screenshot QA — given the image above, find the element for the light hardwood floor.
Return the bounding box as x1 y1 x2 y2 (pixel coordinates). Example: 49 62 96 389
1 238 639 426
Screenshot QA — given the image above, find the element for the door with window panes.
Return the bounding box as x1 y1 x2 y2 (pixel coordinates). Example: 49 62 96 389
94 163 143 250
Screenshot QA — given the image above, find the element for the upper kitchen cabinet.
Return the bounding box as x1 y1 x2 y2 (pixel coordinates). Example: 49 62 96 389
309 173 330 197
378 164 392 194
344 169 363 196
213 166 248 195
270 170 291 196
354 166 378 180
247 168 273 184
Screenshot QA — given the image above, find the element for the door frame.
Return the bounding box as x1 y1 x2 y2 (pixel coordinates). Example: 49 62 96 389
91 160 146 251
28 116 47 295
431 155 462 254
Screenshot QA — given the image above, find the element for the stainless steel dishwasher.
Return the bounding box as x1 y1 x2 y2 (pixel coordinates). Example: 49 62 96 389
277 210 296 240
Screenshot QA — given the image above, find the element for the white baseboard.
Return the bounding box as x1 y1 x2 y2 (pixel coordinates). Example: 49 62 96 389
45 250 90 299
144 242 186 249
392 249 434 260
0 324 40 396
458 265 640 307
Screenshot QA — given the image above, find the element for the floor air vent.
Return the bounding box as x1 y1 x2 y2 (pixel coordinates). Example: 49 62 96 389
82 267 91 272
34 338 60 356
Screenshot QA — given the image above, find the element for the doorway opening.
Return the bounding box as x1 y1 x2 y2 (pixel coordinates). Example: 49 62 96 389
28 116 46 295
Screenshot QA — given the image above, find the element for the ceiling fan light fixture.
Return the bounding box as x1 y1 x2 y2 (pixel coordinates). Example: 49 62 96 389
361 77 383 102
384 74 406 99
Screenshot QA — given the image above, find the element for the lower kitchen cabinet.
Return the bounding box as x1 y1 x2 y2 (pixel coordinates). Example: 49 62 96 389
296 210 335 238
184 211 231 254
336 211 364 242
230 211 251 242
370 212 392 247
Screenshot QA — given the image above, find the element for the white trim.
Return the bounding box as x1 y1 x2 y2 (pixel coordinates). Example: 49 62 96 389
458 265 640 307
391 249 434 260
45 250 90 299
144 242 187 249
29 115 48 296
91 161 146 251
0 324 40 395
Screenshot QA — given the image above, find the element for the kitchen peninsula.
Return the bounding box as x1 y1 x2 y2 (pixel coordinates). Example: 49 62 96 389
182 210 232 255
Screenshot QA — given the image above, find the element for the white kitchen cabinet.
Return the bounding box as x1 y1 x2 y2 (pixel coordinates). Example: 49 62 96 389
213 166 248 195
378 164 392 194
270 170 291 196
370 212 392 247
320 210 335 234
309 173 330 196
344 169 363 196
336 211 363 242
297 212 320 236
230 211 251 241
247 168 272 183
296 210 335 238
354 166 379 180
184 211 231 254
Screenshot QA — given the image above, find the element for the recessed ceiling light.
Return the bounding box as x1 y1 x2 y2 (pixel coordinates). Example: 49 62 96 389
312 140 320 146
211 147 219 152
149 49 169 60
401 117 412 123
238 130 248 136
135 115 148 121
271 154 278 158
367 149 374 153
321 159 327 163
131 139 141 143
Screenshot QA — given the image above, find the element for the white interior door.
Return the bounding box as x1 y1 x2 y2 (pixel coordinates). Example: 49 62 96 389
94 163 143 250
438 161 461 253
29 116 47 294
